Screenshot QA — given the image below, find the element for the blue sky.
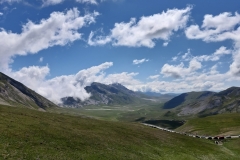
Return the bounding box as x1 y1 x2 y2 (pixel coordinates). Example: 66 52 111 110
0 0 240 103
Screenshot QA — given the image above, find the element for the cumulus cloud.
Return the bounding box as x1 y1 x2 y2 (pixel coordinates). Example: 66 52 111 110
0 8 99 70
185 12 240 42
103 72 140 86
214 46 231 55
76 0 98 4
89 7 191 47
11 65 50 89
229 49 240 76
172 46 232 64
185 11 240 77
196 46 232 62
133 58 149 65
161 59 202 78
42 0 64 6
127 79 225 94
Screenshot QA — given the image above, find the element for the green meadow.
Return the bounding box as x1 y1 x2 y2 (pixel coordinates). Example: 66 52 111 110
176 113 240 136
1 105 240 160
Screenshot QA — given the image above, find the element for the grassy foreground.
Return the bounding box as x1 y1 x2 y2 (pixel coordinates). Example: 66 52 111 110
176 113 240 136
1 105 240 160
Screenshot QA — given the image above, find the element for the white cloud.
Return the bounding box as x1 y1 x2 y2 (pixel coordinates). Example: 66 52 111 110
44 0 100 6
0 8 99 70
214 46 231 55
209 64 219 75
76 0 98 4
103 72 140 86
127 79 225 94
185 11 240 78
11 65 50 89
172 46 232 63
0 12 3 16
196 46 232 62
148 75 160 80
42 0 64 6
161 59 202 78
229 49 240 76
172 56 178 61
39 57 43 62
89 7 191 47
133 58 149 65
163 42 169 47
185 12 240 42
181 48 192 60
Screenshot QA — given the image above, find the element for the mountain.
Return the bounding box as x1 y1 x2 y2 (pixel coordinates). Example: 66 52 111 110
0 72 59 110
61 82 154 108
163 91 215 109
200 87 240 115
163 87 240 116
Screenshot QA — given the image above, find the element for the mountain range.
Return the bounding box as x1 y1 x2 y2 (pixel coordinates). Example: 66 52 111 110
1 72 240 117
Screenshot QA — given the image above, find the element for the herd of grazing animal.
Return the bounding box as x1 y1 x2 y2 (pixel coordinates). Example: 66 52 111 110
142 123 240 143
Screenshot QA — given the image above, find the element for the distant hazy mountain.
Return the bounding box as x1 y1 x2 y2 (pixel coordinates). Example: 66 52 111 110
0 72 59 110
142 92 178 97
61 82 157 108
163 87 240 116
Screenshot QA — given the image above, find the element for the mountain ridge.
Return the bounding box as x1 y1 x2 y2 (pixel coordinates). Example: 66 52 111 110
163 87 240 116
61 82 160 108
0 72 59 110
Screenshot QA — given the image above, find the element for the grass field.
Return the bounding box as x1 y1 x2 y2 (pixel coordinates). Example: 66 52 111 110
1 105 240 159
175 113 240 136
50 104 167 122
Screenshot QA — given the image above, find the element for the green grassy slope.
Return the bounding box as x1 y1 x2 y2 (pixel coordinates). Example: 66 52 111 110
1 105 240 160
175 113 240 136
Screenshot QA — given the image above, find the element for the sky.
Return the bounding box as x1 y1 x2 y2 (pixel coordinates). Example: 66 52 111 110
0 0 240 103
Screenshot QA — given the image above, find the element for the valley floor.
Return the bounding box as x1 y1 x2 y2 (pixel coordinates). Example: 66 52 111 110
1 105 240 159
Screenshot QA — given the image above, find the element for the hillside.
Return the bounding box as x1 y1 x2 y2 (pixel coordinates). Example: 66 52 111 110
1 105 240 160
61 82 157 108
175 113 240 136
0 72 58 110
162 87 240 116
